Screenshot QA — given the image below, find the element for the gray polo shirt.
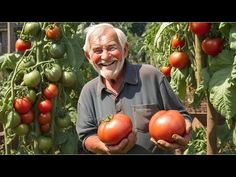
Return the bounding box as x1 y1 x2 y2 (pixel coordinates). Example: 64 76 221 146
76 59 192 154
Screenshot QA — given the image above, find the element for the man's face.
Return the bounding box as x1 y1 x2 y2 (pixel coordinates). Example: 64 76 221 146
87 29 126 80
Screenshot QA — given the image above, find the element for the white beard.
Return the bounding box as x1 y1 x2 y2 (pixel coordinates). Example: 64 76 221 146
90 57 125 80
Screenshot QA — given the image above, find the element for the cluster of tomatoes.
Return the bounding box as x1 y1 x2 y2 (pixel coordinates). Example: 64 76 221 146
160 22 224 78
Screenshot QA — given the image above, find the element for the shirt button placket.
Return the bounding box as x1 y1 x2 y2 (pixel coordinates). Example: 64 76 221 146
115 97 122 113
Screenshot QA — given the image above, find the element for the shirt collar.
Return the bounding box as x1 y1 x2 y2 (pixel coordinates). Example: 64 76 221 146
96 59 138 97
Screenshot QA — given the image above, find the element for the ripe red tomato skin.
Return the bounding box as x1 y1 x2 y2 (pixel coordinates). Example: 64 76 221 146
189 22 211 36
21 110 34 124
13 97 32 114
160 65 172 77
149 110 186 143
46 25 61 41
43 84 58 99
38 112 52 125
38 100 53 113
97 113 133 145
15 39 32 52
171 35 185 49
169 51 189 69
40 123 50 133
201 38 224 56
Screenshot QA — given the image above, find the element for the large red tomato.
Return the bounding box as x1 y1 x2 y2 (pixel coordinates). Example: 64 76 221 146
149 110 186 143
171 34 185 49
189 22 211 36
97 113 132 145
169 51 189 69
201 38 224 56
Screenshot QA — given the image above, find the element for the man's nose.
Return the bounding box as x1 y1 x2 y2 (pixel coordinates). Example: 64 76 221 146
101 50 110 60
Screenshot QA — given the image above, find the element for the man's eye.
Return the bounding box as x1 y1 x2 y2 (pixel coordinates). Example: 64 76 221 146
94 49 102 54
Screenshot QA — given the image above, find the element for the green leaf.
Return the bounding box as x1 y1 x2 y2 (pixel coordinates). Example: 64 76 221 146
154 22 173 49
170 67 188 101
229 26 236 50
209 56 236 121
208 50 234 74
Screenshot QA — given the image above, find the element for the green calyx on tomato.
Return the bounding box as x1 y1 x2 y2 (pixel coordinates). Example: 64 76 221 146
49 43 66 59
44 63 62 82
24 22 41 37
97 113 133 145
23 70 41 88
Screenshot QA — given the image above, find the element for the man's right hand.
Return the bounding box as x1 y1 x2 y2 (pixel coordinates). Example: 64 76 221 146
84 131 137 154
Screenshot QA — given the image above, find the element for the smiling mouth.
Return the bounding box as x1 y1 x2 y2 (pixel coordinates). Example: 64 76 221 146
100 61 116 66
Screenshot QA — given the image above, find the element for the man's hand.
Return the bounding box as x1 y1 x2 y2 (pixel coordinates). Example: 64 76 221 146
106 131 137 154
85 131 137 154
151 119 192 153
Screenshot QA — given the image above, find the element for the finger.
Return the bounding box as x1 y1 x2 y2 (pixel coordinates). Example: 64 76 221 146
172 134 188 146
157 140 182 151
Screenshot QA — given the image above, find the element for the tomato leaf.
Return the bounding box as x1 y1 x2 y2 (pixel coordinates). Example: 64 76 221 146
209 55 236 126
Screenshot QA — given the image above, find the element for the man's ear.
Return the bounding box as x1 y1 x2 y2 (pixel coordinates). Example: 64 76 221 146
84 51 90 60
124 43 128 58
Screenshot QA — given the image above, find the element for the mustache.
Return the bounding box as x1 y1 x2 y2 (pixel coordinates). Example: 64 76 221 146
97 58 118 65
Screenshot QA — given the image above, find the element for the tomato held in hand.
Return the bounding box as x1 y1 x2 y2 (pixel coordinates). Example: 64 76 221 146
201 38 224 56
149 110 186 143
98 113 133 145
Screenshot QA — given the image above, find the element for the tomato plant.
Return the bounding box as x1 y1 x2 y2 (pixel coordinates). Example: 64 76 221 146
61 71 76 87
13 97 32 114
189 22 211 36
43 84 58 99
38 136 53 153
15 39 31 52
201 38 224 56
38 112 52 125
24 22 41 37
38 100 53 113
171 34 185 49
20 110 34 124
169 51 189 69
97 113 132 145
23 70 41 88
14 124 29 136
160 64 172 77
149 110 186 143
44 63 62 82
26 89 37 104
56 115 71 129
49 43 66 59
7 111 21 129
46 25 61 41
40 123 50 133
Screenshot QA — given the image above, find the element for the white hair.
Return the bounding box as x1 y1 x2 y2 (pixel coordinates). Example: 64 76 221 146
83 23 128 56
